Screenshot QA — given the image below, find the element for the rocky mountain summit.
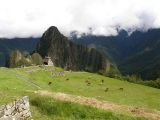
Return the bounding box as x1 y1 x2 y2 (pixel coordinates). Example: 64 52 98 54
32 26 114 73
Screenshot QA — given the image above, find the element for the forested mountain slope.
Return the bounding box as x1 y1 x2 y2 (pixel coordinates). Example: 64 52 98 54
70 29 160 80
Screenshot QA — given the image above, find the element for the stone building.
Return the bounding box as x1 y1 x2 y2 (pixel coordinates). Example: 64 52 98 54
44 56 54 66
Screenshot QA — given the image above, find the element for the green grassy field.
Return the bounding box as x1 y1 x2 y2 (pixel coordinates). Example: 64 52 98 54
0 66 160 120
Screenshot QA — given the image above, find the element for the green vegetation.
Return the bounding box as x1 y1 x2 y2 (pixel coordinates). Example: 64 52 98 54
98 69 160 89
122 74 160 89
30 53 43 65
0 66 159 120
5 50 43 68
104 63 121 79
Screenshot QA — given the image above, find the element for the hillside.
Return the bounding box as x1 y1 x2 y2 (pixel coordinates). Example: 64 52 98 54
5 50 43 68
0 38 40 66
70 29 160 80
0 66 160 119
117 29 160 80
70 30 128 64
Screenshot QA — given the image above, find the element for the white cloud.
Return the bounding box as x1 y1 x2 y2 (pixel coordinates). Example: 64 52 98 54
0 0 160 38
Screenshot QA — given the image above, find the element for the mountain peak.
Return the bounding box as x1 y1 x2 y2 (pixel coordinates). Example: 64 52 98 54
32 26 113 73
45 26 60 35
48 26 58 31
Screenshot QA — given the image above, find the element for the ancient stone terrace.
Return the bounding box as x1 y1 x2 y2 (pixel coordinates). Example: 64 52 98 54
51 72 65 76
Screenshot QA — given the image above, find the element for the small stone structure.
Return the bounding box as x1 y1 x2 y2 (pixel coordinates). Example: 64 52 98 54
25 69 40 73
51 72 65 76
44 56 53 66
0 96 31 120
44 68 55 71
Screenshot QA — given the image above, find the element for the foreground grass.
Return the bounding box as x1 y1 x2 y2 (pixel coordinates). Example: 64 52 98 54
29 94 148 120
0 66 160 119
0 68 37 104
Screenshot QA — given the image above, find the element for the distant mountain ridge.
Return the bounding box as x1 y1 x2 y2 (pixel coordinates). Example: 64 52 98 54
0 38 40 66
70 29 160 80
70 30 128 64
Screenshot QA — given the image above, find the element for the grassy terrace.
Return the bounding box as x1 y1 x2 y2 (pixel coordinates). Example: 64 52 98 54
0 66 160 120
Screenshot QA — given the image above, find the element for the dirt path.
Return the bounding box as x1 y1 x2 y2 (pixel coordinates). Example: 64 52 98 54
33 90 160 120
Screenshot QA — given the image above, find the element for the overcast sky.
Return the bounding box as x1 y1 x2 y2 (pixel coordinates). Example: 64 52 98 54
0 0 160 38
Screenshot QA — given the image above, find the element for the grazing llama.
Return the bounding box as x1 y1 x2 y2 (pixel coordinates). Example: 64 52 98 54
119 88 123 90
105 87 109 92
66 78 69 81
48 82 52 85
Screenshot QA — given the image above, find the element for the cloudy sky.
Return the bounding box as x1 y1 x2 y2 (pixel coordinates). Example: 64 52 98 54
0 0 160 38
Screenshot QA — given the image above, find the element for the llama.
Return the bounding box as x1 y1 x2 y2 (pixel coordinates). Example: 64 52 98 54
87 82 91 85
48 82 52 85
105 87 109 92
86 80 89 83
88 76 92 79
119 88 123 90
101 79 104 83
66 78 69 81
99 82 103 85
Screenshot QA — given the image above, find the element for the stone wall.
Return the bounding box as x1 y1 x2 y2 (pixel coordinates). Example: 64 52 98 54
0 96 31 120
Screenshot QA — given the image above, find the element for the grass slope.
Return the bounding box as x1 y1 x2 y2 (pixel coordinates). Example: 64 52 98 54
0 66 160 120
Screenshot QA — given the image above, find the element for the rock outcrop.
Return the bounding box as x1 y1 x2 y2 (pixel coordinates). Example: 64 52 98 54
5 50 25 68
5 50 43 68
0 96 31 120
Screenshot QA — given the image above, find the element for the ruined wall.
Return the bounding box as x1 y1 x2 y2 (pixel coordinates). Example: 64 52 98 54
0 96 31 120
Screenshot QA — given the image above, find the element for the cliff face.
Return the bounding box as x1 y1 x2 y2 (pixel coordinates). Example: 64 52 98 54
33 26 108 72
5 50 23 68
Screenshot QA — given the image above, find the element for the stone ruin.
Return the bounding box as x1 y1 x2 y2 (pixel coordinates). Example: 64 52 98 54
0 96 31 120
43 56 53 66
51 72 65 76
